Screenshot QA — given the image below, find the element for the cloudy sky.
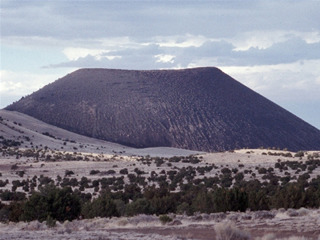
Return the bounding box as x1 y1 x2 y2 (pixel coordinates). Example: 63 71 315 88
1 1 320 129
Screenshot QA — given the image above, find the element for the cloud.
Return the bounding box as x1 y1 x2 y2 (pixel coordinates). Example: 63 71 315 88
154 34 211 48
62 48 110 61
229 30 320 51
2 1 320 42
234 37 320 66
0 69 73 108
1 1 320 128
154 54 175 63
43 34 320 70
218 60 320 103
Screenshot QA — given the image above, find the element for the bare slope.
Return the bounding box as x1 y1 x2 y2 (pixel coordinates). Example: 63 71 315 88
5 67 320 151
0 110 200 157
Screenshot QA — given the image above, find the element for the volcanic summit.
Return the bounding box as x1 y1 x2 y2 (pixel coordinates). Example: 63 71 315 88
5 67 320 151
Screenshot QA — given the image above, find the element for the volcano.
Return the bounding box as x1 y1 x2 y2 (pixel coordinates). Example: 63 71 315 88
5 67 320 151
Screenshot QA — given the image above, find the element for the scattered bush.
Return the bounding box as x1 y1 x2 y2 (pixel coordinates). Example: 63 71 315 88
294 151 304 158
214 222 251 240
21 184 81 222
159 214 172 224
89 170 100 175
46 215 56 228
82 193 119 218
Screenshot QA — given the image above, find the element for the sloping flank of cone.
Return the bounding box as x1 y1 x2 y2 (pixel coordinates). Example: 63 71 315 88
5 67 320 151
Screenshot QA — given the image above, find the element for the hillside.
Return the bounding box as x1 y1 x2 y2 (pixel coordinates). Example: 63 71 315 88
0 110 199 157
5 67 320 151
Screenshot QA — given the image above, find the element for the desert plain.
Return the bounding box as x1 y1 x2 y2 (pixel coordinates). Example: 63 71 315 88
0 109 320 239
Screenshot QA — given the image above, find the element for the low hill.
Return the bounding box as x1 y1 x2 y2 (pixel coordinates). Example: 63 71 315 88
0 109 200 157
5 67 320 151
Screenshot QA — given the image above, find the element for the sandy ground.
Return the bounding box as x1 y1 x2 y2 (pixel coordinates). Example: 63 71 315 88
0 209 319 239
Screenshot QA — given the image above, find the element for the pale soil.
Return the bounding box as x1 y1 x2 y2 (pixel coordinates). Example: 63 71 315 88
0 209 320 239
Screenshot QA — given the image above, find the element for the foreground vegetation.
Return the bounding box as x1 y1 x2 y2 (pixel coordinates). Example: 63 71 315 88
1 136 320 226
1 168 320 225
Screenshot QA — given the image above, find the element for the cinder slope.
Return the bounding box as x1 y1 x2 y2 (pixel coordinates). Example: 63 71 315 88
0 109 200 157
5 67 320 151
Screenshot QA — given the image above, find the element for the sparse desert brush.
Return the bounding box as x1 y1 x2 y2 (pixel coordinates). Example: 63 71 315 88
128 214 159 226
255 233 276 240
117 218 128 226
159 214 173 225
214 222 251 240
296 207 309 216
256 235 317 240
275 237 314 240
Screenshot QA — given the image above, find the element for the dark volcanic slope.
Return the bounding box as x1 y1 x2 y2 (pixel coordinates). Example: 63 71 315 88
5 67 320 151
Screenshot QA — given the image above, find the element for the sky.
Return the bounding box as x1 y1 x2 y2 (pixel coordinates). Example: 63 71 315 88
1 0 320 129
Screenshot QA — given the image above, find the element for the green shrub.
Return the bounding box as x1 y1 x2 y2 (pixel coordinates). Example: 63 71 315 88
81 193 119 219
46 215 56 228
89 170 100 175
126 198 150 216
0 208 9 223
294 151 304 157
258 168 267 174
176 202 193 216
235 172 244 182
120 168 128 174
159 214 172 224
21 184 81 222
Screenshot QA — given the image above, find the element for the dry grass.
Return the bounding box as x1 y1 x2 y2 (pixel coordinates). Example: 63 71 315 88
214 222 251 240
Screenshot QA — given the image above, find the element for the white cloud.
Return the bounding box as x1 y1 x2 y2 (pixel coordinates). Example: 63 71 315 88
1 70 59 93
230 31 290 51
1 1 320 128
230 30 320 51
154 54 175 63
218 60 320 102
63 48 108 61
154 34 211 48
0 69 73 107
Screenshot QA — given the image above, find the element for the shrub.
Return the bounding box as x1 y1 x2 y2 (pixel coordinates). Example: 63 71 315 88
46 215 56 228
221 167 231 174
0 208 9 223
159 214 172 224
65 170 74 176
294 151 304 158
106 169 116 174
258 168 267 174
82 193 119 219
235 172 244 182
0 190 26 201
126 198 151 216
120 168 128 174
214 222 251 240
0 180 8 187
212 187 248 213
176 202 193 216
2 201 24 222
11 164 19 170
21 184 81 222
89 170 100 175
